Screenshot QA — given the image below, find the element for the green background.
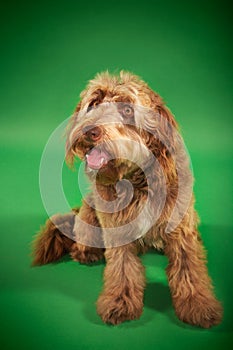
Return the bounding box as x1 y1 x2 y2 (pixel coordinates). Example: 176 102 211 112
0 0 232 349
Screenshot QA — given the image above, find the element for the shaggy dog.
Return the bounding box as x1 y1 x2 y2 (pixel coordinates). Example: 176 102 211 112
33 71 222 327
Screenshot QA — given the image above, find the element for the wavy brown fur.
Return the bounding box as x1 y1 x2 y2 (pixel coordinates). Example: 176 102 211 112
32 215 74 266
32 71 222 327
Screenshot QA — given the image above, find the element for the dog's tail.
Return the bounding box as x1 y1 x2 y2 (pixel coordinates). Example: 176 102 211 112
31 211 78 266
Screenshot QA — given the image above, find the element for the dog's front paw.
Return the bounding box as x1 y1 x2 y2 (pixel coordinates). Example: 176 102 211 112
70 244 104 264
96 293 143 325
174 294 223 328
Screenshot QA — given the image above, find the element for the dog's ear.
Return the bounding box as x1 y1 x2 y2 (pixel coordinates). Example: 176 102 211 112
146 90 178 162
149 88 177 130
65 101 82 167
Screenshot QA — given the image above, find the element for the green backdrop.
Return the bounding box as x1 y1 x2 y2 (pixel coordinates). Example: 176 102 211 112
0 0 232 349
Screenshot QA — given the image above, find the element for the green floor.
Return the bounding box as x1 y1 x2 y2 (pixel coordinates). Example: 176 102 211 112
0 1 232 349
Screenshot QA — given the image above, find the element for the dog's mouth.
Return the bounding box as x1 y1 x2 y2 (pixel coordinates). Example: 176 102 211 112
85 147 111 170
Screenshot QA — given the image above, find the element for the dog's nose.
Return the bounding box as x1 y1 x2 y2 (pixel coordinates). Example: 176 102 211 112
83 125 102 142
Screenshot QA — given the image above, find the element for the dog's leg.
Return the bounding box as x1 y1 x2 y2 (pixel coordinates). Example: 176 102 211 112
96 244 145 325
163 225 222 328
70 199 105 264
32 213 75 266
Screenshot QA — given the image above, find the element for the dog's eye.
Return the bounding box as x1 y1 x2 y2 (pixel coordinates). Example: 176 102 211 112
122 105 134 118
87 105 93 113
87 99 100 113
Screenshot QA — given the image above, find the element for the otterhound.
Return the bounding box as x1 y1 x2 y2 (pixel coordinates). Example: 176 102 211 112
33 71 222 327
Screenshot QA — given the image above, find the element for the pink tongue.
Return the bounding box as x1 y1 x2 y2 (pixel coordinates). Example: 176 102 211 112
86 149 110 169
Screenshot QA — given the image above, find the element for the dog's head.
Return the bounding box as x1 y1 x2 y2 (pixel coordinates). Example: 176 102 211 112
66 71 177 185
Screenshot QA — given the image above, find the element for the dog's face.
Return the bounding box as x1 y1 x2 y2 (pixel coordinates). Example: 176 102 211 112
66 71 177 185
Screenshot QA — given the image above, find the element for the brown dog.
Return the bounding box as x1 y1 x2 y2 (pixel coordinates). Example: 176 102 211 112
33 71 222 327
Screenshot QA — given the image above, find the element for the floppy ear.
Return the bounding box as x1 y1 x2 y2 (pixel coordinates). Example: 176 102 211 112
65 101 82 167
157 104 177 156
151 89 177 132
157 103 177 130
144 90 178 164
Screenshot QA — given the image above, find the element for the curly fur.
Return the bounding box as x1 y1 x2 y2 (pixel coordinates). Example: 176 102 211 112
32 71 222 327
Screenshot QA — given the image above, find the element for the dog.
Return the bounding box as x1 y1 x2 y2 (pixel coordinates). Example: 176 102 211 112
32 71 222 327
